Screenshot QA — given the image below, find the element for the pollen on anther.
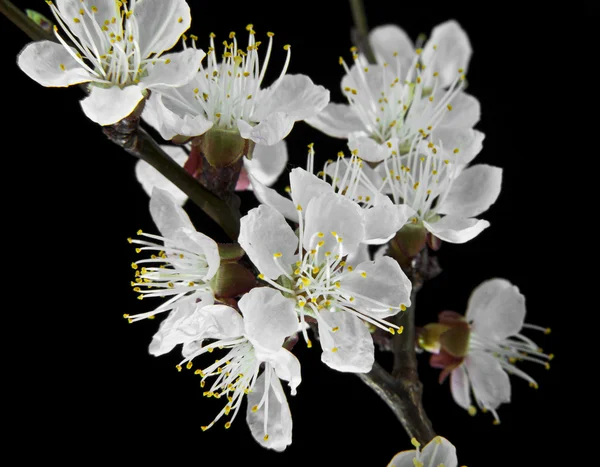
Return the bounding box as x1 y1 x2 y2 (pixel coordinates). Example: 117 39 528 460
468 406 476 416
360 272 367 278
273 252 283 258
331 347 338 353
176 365 182 372
400 304 407 311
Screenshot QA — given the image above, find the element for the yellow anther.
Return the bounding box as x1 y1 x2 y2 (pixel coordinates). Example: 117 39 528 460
263 434 269 441
388 327 396 335
285 186 291 193
544 328 551 335
294 268 301 275
246 23 254 31
175 365 182 372
177 16 183 23
332 327 339 332
529 382 539 389
201 426 208 431
429 96 434 102
312 266 320 274
331 347 338 353
545 362 551 370
297 204 302 211
73 17 80 23
317 232 325 238
335 281 341 288
433 71 439 77
400 304 407 311
337 237 343 243
165 59 171 64
453 148 460 154
415 48 423 55
283 44 290 50
413 182 420 190
131 262 138 270
416 76 421 83
411 437 421 448
468 406 477 416
493 419 500 425
548 353 555 360
360 272 367 278
273 252 282 258
447 104 453 111
444 159 450 165
300 277 311 286
252 405 259 412
307 339 312 348
347 266 353 272
59 64 66 71
318 241 325 247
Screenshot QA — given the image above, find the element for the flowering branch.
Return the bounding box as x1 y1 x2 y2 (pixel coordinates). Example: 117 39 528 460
347 1 436 445
2 0 240 239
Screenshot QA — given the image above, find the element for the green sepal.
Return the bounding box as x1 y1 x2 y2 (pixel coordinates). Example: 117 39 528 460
210 262 256 299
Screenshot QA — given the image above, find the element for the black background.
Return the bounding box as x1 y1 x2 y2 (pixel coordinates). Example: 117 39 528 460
2 0 589 464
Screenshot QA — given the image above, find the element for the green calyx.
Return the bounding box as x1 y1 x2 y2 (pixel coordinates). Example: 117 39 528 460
198 128 254 168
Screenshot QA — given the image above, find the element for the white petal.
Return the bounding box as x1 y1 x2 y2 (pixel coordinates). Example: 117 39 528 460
142 91 213 140
135 145 188 205
148 298 203 356
253 74 329 121
170 228 220 280
149 298 246 356
467 279 525 340
423 20 472 88
340 256 412 316
245 141 288 187
141 49 205 89
17 41 92 87
346 243 370 267
134 0 191 57
246 371 292 452
317 310 374 373
423 215 489 244
465 352 511 410
438 165 502 219
238 205 298 280
289 168 333 211
304 103 365 138
56 0 113 52
363 198 415 245
303 192 365 259
80 85 144 125
238 287 298 352
348 133 397 162
387 450 416 467
249 175 299 222
450 365 471 410
149 186 195 238
369 24 414 77
439 92 480 128
238 112 295 146
432 128 485 165
420 436 459 467
260 348 302 395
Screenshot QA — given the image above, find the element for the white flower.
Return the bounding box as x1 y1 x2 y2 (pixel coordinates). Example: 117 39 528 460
374 140 502 243
306 20 480 165
426 279 553 422
388 436 458 467
124 187 220 348
134 141 288 205
238 200 412 373
167 288 300 452
250 147 415 245
142 26 329 145
370 20 472 89
17 0 203 125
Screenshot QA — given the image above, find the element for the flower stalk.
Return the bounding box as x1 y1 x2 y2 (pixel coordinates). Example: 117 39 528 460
2 0 240 240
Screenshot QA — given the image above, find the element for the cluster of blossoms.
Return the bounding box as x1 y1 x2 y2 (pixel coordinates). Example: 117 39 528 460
15 0 550 461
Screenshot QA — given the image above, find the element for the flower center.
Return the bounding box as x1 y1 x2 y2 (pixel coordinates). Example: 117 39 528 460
124 229 212 322
47 0 168 86
339 48 466 150
168 26 291 130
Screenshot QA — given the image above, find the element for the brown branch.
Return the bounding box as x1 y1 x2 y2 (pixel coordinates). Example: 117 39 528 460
348 0 376 64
